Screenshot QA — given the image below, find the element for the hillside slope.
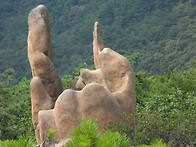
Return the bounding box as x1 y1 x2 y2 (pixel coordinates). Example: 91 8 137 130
0 0 195 83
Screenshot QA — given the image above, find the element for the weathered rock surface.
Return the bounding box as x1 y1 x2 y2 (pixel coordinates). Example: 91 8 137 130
28 5 63 102
30 77 54 143
36 83 124 144
27 5 64 143
27 5 136 146
93 22 136 115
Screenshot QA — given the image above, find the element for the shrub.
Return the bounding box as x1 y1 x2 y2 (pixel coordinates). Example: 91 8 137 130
66 119 99 147
0 69 33 140
132 65 196 146
96 130 131 147
133 109 196 146
0 136 36 147
66 119 132 147
104 113 135 138
47 129 56 142
137 139 168 147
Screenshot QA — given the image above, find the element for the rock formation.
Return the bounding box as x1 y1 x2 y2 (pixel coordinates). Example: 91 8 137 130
93 22 136 116
28 5 63 102
27 5 136 146
27 5 64 143
37 83 124 144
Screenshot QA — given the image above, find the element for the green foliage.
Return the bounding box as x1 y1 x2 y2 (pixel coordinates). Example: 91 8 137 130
126 53 140 66
105 113 135 137
149 139 168 147
72 63 88 77
96 130 131 147
66 119 98 147
134 71 152 105
133 110 196 146
1 57 195 146
67 119 132 147
47 129 56 141
0 69 33 140
62 74 73 89
137 139 168 147
142 67 196 116
132 60 196 146
0 68 14 86
0 54 195 146
66 119 170 147
102 58 195 146
1 56 195 146
1 0 196 83
0 136 36 147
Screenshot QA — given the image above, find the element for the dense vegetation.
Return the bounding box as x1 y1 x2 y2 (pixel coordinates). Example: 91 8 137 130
0 121 167 147
0 0 196 83
0 136 35 147
0 69 33 140
66 119 168 147
0 56 195 146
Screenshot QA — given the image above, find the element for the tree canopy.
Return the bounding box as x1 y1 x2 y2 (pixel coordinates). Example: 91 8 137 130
0 0 195 83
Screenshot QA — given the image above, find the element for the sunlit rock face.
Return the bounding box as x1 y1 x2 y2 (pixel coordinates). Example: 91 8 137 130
93 22 136 116
28 5 64 143
28 5 63 103
27 5 136 146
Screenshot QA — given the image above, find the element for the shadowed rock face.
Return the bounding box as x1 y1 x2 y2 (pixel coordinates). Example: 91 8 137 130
28 5 136 146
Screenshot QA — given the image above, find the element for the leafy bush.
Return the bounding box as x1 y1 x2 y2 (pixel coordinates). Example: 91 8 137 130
0 69 33 140
47 129 56 142
133 109 196 146
66 119 171 147
1 0 196 84
0 136 35 147
132 61 196 146
66 119 99 147
137 139 168 147
96 130 131 147
105 113 135 138
66 119 132 147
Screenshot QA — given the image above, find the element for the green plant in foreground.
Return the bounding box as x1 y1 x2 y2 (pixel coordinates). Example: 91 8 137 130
66 119 98 147
0 136 36 147
66 119 170 147
96 130 131 147
137 139 169 147
47 129 56 142
66 119 132 147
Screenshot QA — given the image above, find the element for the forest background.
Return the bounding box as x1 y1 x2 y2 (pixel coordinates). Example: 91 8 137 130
0 0 196 84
